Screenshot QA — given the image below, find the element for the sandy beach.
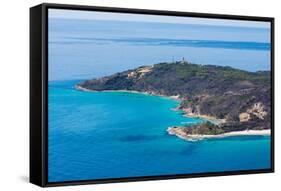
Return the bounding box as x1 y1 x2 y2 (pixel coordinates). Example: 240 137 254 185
75 85 182 100
167 127 271 141
75 85 95 92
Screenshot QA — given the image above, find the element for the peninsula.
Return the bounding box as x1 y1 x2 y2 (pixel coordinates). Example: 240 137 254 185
76 61 271 140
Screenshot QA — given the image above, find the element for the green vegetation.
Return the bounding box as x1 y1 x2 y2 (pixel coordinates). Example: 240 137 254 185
183 122 225 135
78 61 271 135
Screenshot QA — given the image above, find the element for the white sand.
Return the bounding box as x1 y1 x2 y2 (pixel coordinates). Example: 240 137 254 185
75 85 182 100
167 127 270 141
75 85 95 92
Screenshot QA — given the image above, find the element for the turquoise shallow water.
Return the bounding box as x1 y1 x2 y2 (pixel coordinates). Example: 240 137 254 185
48 80 271 182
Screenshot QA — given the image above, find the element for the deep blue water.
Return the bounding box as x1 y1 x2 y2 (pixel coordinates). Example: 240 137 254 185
48 19 270 81
48 80 271 182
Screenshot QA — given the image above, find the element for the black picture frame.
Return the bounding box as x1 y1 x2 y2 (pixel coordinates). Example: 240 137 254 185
30 3 275 187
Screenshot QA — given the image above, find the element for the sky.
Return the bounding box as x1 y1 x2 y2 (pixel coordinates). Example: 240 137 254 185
49 9 270 29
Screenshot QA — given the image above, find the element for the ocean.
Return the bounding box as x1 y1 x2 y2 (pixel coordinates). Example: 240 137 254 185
48 80 270 182
48 19 270 81
48 17 271 182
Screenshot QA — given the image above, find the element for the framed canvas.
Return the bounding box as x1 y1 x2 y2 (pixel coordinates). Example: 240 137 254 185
30 3 274 187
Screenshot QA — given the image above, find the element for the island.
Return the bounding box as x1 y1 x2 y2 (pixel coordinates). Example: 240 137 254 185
75 61 271 141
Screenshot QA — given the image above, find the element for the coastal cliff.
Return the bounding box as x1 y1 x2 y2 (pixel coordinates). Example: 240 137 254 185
76 61 271 140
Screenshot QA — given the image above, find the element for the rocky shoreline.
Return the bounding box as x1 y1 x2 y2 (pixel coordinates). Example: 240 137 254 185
76 84 270 141
75 61 271 141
